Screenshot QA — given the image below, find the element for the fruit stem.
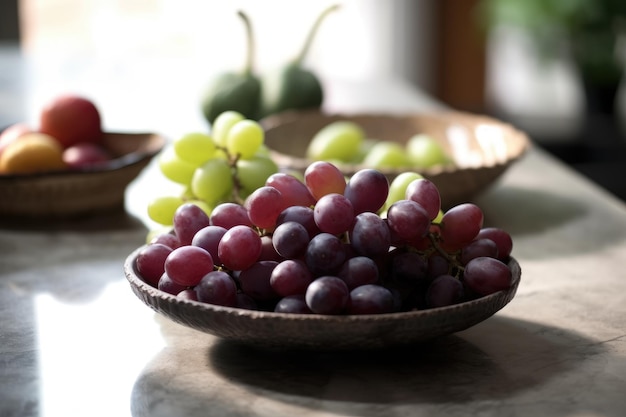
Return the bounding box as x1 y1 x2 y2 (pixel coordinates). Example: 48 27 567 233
427 232 464 276
237 10 256 76
293 4 340 66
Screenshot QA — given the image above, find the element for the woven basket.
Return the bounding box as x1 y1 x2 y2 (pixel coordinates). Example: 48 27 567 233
0 132 165 218
261 110 531 209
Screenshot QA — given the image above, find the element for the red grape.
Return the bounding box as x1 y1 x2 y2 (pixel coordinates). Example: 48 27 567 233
266 172 316 208
218 225 262 271
244 186 286 230
405 178 441 220
304 161 346 200
136 243 172 287
313 193 355 235
173 203 211 246
164 246 214 286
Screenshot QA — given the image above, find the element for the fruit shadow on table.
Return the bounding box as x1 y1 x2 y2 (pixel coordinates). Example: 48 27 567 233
130 314 603 415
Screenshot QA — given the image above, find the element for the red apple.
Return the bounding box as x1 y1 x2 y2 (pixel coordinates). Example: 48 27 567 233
0 123 33 159
62 142 112 169
39 94 103 148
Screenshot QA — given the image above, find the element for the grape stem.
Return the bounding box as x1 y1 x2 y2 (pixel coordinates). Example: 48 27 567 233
427 232 465 277
293 4 340 66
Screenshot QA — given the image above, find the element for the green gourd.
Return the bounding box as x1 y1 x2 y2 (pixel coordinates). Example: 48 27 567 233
201 11 261 125
260 4 339 118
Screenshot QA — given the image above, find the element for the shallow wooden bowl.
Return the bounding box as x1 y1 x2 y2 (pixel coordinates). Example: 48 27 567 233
0 132 165 218
261 110 531 209
124 245 521 351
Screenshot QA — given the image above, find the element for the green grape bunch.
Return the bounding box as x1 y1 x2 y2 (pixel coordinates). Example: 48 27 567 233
148 111 278 226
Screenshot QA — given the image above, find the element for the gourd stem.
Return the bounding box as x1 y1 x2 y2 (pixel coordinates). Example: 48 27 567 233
294 4 340 66
237 10 255 76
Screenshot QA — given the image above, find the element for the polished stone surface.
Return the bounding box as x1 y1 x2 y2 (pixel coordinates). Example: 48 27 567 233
2 43 626 417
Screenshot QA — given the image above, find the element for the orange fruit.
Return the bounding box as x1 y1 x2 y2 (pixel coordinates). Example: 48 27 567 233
0 132 68 174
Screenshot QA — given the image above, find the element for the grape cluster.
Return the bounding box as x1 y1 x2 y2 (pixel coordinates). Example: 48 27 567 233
147 111 278 225
306 120 452 171
135 160 514 315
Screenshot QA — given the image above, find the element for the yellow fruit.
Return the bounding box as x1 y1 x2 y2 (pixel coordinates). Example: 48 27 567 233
0 132 67 174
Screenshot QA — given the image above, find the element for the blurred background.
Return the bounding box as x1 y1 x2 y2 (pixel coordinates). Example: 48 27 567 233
1 0 625 201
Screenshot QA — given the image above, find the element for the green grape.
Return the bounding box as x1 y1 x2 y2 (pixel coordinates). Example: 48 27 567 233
406 134 450 168
212 110 244 147
255 143 271 157
191 158 234 205
236 155 279 199
362 141 412 169
351 138 378 163
433 209 444 224
306 120 364 162
383 171 423 212
147 195 185 225
173 132 217 165
226 119 264 160
158 146 197 185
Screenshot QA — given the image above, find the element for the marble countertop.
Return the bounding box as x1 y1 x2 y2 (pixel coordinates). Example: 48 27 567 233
2 43 626 417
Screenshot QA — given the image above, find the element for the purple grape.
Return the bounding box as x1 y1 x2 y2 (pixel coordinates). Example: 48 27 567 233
195 270 237 306
305 233 347 276
236 293 258 310
460 238 499 265
158 272 188 295
425 275 464 308
210 202 252 229
336 256 379 289
191 225 227 265
272 221 310 259
276 205 320 239
258 235 284 262
237 260 279 302
274 294 312 314
463 257 512 296
427 254 450 278
476 227 513 261
305 276 350 315
349 212 391 257
177 289 198 301
388 249 429 284
347 284 395 314
270 259 314 297
386 199 431 242
344 168 389 214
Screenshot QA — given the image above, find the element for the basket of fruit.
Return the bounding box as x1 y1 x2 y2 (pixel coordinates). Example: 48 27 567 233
260 109 531 209
0 95 165 218
125 110 521 349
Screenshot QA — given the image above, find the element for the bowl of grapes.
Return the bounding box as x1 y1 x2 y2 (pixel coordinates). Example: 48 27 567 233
261 109 530 209
125 110 522 350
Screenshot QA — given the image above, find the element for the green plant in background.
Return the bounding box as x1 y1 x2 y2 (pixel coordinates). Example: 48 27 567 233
477 0 626 89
